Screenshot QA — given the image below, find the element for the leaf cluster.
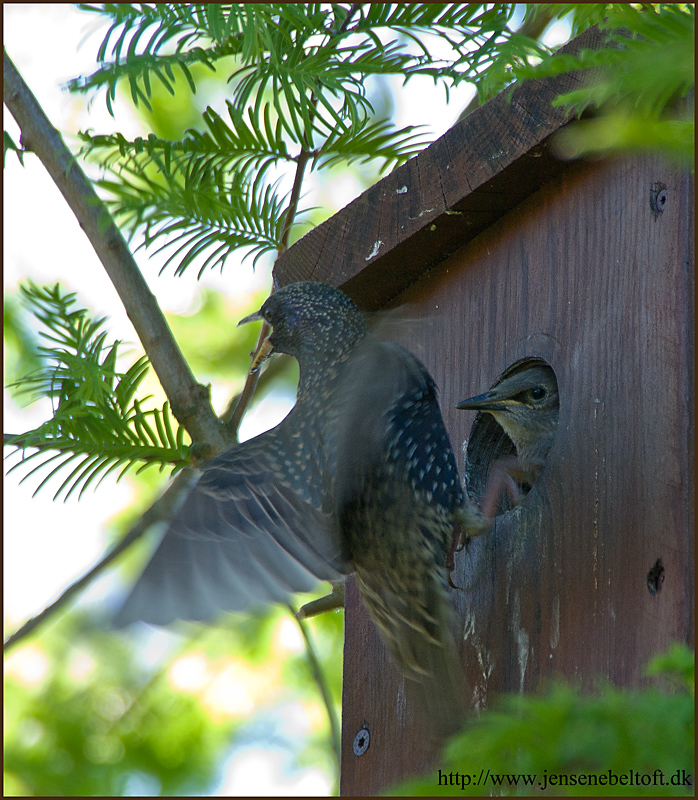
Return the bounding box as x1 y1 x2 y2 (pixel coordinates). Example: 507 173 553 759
3 612 238 796
70 4 546 114
4 600 344 795
514 4 694 165
88 139 292 274
70 3 555 275
5 282 190 500
389 644 695 797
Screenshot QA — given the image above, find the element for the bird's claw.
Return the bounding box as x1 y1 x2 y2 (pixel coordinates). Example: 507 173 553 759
296 584 345 619
250 338 274 373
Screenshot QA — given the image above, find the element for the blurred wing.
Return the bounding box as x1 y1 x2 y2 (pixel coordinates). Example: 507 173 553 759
334 337 464 514
113 431 345 628
334 337 468 738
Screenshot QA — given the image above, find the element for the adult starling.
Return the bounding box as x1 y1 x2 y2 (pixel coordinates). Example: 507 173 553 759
115 281 489 736
114 282 362 626
456 364 559 516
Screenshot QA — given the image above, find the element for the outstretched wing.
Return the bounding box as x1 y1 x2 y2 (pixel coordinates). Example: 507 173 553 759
113 427 346 628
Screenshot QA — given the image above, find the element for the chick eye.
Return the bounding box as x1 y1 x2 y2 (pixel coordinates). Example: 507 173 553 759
530 387 546 401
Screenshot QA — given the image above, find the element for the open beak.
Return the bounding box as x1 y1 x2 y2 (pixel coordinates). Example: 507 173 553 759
238 308 274 371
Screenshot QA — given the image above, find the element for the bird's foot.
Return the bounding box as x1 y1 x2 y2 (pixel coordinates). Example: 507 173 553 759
296 584 345 619
478 456 527 518
250 338 274 372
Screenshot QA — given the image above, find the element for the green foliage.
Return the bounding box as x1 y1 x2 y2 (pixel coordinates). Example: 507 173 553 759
70 4 547 113
646 641 695 695
3 612 239 796
4 130 26 167
388 644 695 797
3 289 42 393
69 3 554 275
5 282 190 500
4 601 344 795
515 4 694 165
94 154 292 274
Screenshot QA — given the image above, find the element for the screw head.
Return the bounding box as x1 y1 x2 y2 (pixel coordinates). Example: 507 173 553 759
353 726 370 756
650 183 668 214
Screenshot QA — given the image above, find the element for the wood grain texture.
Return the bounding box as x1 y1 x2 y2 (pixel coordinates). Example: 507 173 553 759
274 26 606 310
335 155 693 795
271 25 694 796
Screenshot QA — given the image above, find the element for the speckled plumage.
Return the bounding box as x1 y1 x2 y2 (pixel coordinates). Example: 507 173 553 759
115 281 488 736
114 283 365 626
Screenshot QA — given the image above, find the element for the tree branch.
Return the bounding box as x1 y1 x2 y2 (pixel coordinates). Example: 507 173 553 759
3 48 227 455
3 3 365 650
226 4 364 440
226 144 311 438
3 468 199 652
225 319 272 438
288 605 341 769
220 352 294 425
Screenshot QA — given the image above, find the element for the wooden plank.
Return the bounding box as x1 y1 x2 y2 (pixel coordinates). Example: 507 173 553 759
274 25 606 309
271 23 693 797
338 154 693 795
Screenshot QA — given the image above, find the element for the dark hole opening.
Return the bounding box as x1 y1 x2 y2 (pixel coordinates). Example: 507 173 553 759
647 559 665 595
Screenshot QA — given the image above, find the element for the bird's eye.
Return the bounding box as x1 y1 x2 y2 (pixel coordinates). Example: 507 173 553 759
530 387 546 401
262 307 273 323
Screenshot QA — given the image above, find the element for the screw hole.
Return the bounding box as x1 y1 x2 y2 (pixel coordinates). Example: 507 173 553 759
647 559 665 595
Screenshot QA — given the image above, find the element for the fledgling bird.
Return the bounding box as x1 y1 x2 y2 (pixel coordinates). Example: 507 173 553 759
456 364 559 517
115 281 489 739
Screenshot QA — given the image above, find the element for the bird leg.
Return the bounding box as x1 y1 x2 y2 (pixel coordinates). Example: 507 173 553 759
449 455 540 587
250 337 274 372
478 455 531 519
448 508 493 588
447 534 465 589
296 583 345 619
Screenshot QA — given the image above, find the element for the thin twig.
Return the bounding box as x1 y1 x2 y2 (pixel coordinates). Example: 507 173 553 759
3 469 198 652
221 348 292 426
3 48 226 454
279 148 312 255
227 4 364 440
227 146 310 438
287 604 342 769
226 320 271 437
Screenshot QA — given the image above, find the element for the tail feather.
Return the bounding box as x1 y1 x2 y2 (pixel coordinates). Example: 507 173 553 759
356 570 467 742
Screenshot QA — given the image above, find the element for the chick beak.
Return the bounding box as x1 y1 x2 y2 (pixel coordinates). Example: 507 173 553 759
456 390 512 413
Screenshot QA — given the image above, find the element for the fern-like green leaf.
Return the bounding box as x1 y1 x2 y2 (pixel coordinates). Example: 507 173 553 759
512 4 694 165
5 282 191 500
68 3 580 276
92 152 289 275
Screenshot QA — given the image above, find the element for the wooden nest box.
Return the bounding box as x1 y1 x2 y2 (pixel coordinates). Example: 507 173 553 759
275 25 694 795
